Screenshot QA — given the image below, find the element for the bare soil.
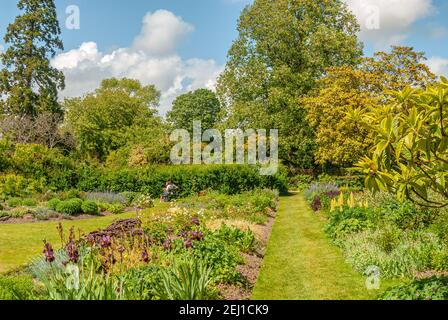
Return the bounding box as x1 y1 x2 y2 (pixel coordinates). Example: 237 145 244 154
218 215 276 300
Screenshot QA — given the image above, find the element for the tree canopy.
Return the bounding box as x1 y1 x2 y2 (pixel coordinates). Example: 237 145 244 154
217 0 363 168
64 78 161 161
167 88 222 133
0 0 65 116
305 46 436 167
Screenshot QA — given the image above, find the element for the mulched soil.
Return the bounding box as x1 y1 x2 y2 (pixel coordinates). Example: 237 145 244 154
218 215 276 300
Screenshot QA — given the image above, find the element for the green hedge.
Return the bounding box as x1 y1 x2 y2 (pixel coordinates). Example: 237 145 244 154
77 165 288 197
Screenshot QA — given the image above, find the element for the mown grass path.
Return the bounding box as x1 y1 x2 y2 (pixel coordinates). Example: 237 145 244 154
252 193 391 300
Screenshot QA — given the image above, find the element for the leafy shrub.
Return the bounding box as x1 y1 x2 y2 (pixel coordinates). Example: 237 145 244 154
55 198 83 215
379 277 448 300
120 191 140 206
108 203 125 215
47 198 61 210
9 207 31 218
378 199 435 230
152 257 214 300
77 164 288 197
429 213 448 246
22 198 38 207
10 144 77 191
32 207 58 221
0 174 32 198
326 206 376 241
342 229 446 278
0 211 10 219
6 197 22 208
81 200 99 215
133 194 154 209
288 174 313 191
0 276 38 300
192 227 246 284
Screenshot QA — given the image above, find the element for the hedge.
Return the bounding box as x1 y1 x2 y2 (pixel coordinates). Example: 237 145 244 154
76 164 288 197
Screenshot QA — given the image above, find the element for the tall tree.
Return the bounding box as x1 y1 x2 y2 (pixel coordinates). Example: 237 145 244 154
64 78 161 161
167 89 222 134
0 0 65 116
217 0 363 169
305 46 436 167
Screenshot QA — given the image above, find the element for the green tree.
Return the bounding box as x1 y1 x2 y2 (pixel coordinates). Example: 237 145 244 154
305 46 436 167
217 0 363 168
167 89 222 134
0 0 65 116
64 78 161 161
354 79 448 208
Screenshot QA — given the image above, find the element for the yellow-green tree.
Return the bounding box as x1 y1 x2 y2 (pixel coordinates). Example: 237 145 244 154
304 47 435 167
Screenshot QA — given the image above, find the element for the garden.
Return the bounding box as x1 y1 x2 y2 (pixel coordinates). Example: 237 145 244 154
0 0 447 301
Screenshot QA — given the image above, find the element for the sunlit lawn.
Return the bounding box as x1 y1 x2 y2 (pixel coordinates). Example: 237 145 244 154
0 202 168 273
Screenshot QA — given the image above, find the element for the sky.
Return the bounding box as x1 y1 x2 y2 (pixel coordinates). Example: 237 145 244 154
0 0 447 114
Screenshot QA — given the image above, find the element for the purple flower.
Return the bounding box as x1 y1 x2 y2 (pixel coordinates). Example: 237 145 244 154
184 238 193 249
191 217 200 226
66 241 79 264
100 235 112 249
163 239 172 251
108 253 116 265
43 242 55 263
310 196 322 212
189 231 204 241
141 250 150 263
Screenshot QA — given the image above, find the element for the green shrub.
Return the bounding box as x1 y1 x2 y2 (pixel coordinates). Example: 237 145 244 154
81 200 99 214
288 174 313 191
342 229 445 278
32 207 57 221
152 257 214 300
9 207 31 218
325 206 376 241
6 197 22 208
77 164 288 197
22 198 38 207
0 174 32 198
96 202 110 213
133 194 154 209
429 214 448 246
378 199 435 230
48 198 61 210
0 211 10 219
0 276 38 300
108 203 125 215
192 228 245 284
379 277 448 300
120 191 140 206
10 144 77 191
55 198 83 215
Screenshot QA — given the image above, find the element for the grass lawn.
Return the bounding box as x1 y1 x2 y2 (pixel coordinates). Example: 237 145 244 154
252 193 399 300
0 202 169 273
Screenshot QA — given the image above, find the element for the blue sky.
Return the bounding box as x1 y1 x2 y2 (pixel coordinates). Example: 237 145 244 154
0 0 447 114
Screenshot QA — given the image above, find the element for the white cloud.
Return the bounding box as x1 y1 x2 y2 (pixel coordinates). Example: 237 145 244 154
0 44 4 53
344 0 435 49
52 10 222 115
132 10 194 56
427 56 448 76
